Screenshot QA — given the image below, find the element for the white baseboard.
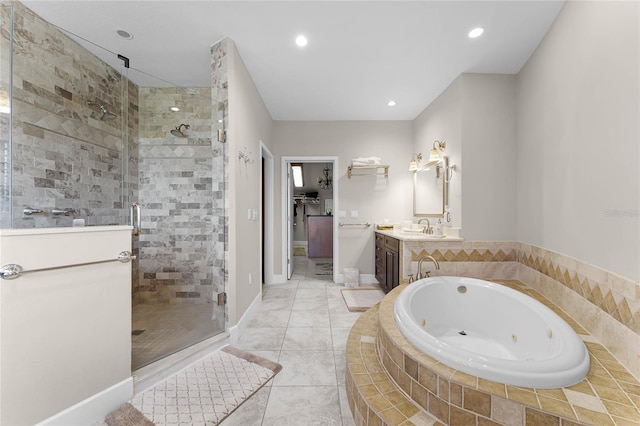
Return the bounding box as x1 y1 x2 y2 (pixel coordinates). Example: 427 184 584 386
334 273 378 285
228 290 262 343
36 378 133 426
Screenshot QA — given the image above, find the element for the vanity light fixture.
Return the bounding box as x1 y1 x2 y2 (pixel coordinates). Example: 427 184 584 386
411 140 449 172
409 153 422 171
428 140 446 164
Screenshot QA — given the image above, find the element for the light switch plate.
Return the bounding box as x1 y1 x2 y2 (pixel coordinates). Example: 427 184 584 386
338 210 346 218
350 210 359 218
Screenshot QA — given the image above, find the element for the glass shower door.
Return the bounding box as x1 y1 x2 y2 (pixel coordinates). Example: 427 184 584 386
130 82 226 370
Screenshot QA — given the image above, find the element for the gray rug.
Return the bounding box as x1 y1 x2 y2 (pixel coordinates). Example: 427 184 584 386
340 288 385 312
105 346 281 426
314 262 333 275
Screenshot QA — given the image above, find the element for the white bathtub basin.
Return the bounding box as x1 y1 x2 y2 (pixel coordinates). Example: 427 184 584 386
393 276 590 388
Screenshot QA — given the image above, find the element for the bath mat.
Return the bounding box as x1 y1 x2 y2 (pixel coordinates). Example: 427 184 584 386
314 262 333 275
105 403 154 426
124 346 281 426
340 288 385 312
293 246 307 256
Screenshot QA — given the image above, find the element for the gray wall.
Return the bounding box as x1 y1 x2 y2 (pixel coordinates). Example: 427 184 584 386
516 1 639 281
412 73 517 242
225 39 275 325
273 121 414 278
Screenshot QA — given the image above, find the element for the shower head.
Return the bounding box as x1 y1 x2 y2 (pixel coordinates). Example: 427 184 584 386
100 109 117 121
171 123 190 137
87 101 117 121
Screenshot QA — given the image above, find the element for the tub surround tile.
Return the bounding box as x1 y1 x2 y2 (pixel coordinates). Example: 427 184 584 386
351 281 640 425
399 239 638 380
563 389 608 413
491 397 525 426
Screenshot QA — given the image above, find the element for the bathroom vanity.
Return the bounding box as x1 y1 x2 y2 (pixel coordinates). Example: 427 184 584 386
375 230 463 292
375 233 400 293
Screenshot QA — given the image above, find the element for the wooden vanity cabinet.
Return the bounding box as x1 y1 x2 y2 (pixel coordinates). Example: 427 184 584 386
375 233 400 293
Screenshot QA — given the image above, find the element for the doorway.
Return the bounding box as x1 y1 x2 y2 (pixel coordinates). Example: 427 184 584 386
281 157 338 281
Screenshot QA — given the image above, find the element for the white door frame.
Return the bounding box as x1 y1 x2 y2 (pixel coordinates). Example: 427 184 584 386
281 156 339 281
261 142 275 284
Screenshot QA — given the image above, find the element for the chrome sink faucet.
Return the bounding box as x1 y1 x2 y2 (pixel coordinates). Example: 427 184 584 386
417 218 432 234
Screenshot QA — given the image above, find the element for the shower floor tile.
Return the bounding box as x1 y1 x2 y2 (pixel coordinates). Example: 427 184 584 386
132 303 220 370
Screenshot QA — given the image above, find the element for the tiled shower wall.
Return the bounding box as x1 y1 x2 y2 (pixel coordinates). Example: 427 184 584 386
0 6 11 228
211 39 229 327
4 2 131 228
136 86 220 306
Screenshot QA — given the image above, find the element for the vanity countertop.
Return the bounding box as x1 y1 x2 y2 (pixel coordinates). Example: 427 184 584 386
375 229 463 242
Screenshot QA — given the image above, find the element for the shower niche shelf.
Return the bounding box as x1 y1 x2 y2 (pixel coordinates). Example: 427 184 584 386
347 164 389 179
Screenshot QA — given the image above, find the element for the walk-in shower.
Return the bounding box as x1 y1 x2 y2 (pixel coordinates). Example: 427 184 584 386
1 1 228 372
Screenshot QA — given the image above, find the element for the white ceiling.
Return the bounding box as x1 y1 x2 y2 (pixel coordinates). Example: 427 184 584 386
22 1 564 121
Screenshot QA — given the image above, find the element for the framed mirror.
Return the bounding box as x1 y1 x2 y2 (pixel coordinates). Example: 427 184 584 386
413 165 444 217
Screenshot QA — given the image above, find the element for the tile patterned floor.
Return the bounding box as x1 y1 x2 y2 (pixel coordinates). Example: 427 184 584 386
221 256 363 425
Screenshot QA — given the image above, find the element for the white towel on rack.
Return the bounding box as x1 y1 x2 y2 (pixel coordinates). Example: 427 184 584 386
351 156 381 166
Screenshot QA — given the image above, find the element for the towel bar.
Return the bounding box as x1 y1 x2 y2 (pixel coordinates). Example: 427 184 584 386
0 251 136 280
339 222 371 227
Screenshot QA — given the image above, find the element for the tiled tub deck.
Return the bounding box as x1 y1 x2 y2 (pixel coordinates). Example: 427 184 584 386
346 280 640 426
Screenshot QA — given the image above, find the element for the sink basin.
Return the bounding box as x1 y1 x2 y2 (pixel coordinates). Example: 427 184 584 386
399 233 447 240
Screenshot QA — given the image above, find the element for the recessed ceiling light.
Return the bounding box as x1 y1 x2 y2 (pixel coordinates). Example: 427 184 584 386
295 35 308 47
468 27 484 39
116 29 133 40
169 106 180 112
387 100 396 107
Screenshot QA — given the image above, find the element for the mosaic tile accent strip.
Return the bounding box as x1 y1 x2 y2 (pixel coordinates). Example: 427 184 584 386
131 346 281 426
517 243 639 334
372 282 640 425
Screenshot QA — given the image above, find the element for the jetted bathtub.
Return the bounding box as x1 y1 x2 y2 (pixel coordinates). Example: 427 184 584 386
393 276 590 388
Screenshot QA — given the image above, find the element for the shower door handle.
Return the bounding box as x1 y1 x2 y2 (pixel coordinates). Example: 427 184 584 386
131 203 141 236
